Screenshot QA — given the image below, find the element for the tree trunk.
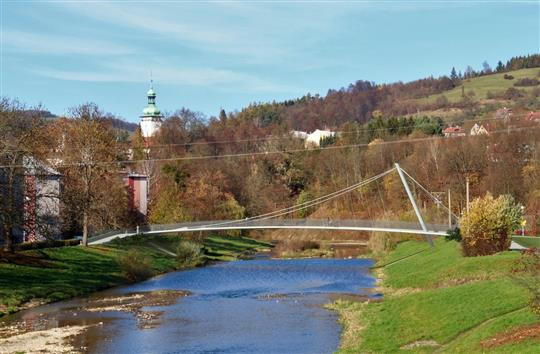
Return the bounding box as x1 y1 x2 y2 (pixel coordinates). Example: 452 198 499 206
82 211 88 247
2 222 13 253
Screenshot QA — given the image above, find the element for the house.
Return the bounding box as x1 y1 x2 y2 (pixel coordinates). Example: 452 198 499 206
305 129 336 147
525 111 540 124
22 157 61 242
0 157 61 245
123 173 149 217
290 130 308 139
470 123 490 136
495 107 513 121
443 125 465 138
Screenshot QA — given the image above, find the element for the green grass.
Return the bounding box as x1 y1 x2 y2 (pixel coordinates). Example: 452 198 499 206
332 239 539 353
513 236 540 249
0 234 271 317
417 68 540 104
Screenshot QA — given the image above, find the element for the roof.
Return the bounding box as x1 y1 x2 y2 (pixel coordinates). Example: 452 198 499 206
443 126 463 133
23 156 60 176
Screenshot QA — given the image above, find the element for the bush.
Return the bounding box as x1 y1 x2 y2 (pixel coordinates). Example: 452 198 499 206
504 87 525 100
511 248 540 315
368 233 397 255
460 193 523 256
176 240 202 266
445 227 462 242
14 239 80 251
514 78 540 87
503 74 514 80
117 249 154 282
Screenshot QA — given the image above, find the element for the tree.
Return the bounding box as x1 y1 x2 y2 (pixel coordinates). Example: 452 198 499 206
460 193 522 256
219 109 227 123
0 99 50 252
450 67 458 81
57 104 121 246
496 60 505 72
482 61 492 74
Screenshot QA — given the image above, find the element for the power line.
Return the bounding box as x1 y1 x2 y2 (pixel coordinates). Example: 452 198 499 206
0 124 539 169
0 113 532 153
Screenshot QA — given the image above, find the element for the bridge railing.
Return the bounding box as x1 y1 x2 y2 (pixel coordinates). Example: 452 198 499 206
88 219 455 244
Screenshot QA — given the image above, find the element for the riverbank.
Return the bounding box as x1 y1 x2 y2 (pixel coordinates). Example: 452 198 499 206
0 234 272 317
330 238 539 353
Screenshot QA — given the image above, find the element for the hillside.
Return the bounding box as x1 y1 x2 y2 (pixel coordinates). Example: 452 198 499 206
417 67 540 104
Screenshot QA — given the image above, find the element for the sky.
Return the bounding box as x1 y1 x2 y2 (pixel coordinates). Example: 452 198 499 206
2 0 539 122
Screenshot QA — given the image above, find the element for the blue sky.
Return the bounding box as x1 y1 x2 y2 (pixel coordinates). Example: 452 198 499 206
2 1 539 122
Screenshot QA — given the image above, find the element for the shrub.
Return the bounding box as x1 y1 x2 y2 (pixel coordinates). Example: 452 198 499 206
368 233 397 255
460 193 523 256
511 248 540 315
445 227 462 242
176 240 202 267
514 78 540 87
117 249 154 282
503 74 514 80
504 87 525 100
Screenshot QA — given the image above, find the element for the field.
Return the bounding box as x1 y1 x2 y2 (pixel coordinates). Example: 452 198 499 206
0 235 272 317
417 68 540 104
330 239 539 353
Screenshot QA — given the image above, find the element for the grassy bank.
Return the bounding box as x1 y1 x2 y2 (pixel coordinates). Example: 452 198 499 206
0 234 272 317
330 238 539 353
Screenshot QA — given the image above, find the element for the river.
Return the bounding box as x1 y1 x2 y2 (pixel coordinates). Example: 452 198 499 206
1 256 376 353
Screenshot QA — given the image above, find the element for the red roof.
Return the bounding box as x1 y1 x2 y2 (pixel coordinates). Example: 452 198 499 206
443 126 463 133
525 111 540 122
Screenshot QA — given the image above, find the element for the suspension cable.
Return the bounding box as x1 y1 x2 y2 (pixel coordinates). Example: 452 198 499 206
400 168 459 220
190 167 395 229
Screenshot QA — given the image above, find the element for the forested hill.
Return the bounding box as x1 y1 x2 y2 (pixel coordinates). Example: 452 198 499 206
224 54 540 132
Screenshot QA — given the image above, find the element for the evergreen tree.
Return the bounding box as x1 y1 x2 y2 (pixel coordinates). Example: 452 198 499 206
219 108 227 123
450 67 458 81
496 60 505 72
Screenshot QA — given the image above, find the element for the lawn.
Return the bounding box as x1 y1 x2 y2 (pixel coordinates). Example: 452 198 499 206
416 68 540 104
331 238 539 353
513 236 540 249
0 234 272 317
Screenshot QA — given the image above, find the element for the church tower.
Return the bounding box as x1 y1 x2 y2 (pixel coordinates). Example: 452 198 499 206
139 81 163 138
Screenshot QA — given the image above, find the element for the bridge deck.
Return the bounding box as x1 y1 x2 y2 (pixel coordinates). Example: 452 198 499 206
88 219 452 245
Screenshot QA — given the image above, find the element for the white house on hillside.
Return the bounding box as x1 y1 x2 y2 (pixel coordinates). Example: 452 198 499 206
305 129 336 147
470 123 490 136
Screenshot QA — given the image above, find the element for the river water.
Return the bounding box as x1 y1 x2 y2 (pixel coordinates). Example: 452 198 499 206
3 257 376 353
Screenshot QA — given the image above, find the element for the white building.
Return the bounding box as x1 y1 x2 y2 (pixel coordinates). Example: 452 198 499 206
140 82 163 139
305 129 336 147
470 123 490 136
290 130 308 139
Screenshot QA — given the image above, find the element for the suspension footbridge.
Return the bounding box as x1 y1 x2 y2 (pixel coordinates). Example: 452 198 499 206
88 164 458 246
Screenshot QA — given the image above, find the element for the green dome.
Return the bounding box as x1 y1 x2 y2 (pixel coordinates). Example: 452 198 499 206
141 82 162 118
143 104 161 116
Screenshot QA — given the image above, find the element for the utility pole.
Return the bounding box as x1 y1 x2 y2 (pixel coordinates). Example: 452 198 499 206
448 189 452 229
466 176 470 214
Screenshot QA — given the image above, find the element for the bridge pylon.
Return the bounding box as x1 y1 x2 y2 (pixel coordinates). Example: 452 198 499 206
395 163 434 247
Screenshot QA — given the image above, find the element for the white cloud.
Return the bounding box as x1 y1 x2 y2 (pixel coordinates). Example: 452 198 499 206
33 60 297 93
3 30 132 56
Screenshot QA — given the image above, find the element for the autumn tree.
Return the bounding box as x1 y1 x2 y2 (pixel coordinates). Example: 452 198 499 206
56 103 125 246
0 99 50 251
